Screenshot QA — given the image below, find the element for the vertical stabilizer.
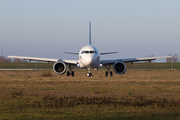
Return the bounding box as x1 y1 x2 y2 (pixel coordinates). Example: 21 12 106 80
1 44 4 55
89 21 91 45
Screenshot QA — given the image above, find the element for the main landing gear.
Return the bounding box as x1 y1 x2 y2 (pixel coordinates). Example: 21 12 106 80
67 64 74 77
67 71 74 76
105 65 113 77
87 68 92 77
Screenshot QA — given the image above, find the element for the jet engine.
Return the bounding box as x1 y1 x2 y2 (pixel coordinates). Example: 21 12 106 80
53 61 67 74
113 61 126 74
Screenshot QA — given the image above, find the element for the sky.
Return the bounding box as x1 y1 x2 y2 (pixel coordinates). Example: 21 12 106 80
0 0 180 62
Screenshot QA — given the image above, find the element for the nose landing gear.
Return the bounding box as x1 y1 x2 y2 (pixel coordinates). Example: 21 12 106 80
87 73 92 76
87 67 92 77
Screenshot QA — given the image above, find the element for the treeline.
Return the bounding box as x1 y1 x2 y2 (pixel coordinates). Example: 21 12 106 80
166 53 179 63
144 53 179 63
0 56 26 63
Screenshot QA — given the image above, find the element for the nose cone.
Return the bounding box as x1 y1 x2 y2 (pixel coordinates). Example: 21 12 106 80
82 56 93 66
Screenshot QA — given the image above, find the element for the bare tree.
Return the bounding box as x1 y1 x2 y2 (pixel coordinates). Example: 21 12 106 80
166 53 172 62
144 54 154 63
0 56 12 63
13 58 23 63
166 53 179 63
0 56 27 63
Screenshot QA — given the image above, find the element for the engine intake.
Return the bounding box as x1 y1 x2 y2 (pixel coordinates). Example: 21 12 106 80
113 61 126 74
53 61 67 74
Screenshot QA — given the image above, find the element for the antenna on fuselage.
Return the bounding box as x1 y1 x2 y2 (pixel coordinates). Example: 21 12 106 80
89 21 91 45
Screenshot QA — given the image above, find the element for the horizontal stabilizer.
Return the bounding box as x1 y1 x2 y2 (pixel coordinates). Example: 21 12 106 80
62 52 79 55
100 52 119 55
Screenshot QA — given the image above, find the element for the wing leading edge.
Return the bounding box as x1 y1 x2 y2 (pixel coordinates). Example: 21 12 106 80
7 55 78 64
100 52 119 55
62 52 79 55
101 56 171 65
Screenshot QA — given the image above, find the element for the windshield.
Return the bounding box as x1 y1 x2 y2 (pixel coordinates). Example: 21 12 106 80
81 51 97 54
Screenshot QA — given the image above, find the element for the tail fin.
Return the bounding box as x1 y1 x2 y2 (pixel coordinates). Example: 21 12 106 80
89 21 91 45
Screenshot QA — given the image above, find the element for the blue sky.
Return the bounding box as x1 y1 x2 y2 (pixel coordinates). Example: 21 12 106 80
0 0 180 62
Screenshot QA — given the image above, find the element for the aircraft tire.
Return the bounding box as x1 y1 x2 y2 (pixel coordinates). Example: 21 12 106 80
105 71 108 77
67 71 70 76
110 71 113 76
87 73 92 77
72 71 74 76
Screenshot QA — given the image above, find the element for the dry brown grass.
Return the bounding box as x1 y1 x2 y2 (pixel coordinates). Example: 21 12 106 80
0 69 180 119
0 69 180 98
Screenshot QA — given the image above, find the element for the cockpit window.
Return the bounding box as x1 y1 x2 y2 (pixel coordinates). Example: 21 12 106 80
90 51 94 53
85 51 89 53
81 51 97 54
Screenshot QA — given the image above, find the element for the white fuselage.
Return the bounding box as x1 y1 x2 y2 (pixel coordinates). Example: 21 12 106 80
78 45 100 68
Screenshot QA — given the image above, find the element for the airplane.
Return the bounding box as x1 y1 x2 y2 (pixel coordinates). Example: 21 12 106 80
4 22 171 77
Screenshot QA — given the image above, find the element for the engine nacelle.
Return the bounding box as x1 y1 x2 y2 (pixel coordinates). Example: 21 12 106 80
53 61 67 74
113 61 126 74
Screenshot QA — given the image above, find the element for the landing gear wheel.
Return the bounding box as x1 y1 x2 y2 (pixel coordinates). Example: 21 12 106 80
105 71 113 77
67 71 70 76
110 71 113 76
105 71 108 77
87 73 89 77
72 71 74 76
87 73 92 77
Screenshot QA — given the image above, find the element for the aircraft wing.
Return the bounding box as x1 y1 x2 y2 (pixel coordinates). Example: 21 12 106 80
62 52 79 55
100 52 119 55
7 55 78 64
101 56 171 65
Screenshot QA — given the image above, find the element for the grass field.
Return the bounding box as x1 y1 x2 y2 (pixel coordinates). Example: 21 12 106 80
0 62 180 70
0 69 180 120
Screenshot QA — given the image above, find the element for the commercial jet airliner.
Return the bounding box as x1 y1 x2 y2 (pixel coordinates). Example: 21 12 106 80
5 22 171 77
